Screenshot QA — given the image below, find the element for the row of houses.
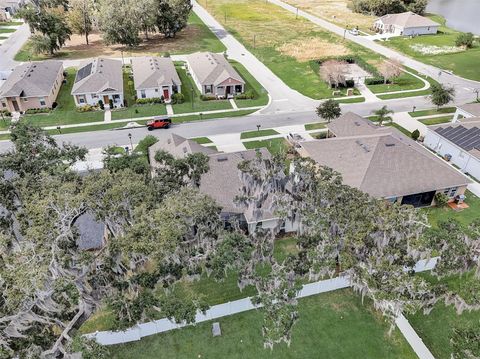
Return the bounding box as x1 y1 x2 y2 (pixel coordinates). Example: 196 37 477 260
0 52 246 113
148 112 471 232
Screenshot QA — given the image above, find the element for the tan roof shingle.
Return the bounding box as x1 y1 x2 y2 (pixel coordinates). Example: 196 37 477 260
71 57 123 95
131 56 181 90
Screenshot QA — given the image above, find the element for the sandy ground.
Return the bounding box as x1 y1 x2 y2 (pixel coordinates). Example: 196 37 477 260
283 0 376 31
59 26 205 59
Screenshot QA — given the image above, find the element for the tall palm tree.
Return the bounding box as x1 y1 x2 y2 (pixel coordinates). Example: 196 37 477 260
373 106 393 126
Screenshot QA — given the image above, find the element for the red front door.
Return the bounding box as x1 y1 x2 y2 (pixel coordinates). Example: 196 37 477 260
163 89 169 100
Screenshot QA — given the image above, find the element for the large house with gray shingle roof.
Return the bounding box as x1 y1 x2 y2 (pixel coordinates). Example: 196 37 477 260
374 11 439 36
71 57 123 108
148 134 285 232
131 56 181 102
298 112 470 207
0 60 64 113
424 117 480 182
185 52 245 98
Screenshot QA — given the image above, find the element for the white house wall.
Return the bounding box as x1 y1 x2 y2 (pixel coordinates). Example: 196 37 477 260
136 85 181 100
424 130 480 180
74 92 124 107
185 61 203 93
402 26 439 36
453 108 475 122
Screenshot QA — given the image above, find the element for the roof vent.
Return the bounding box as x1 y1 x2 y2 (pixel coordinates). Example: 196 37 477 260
385 143 395 147
183 147 188 153
217 156 228 162
167 138 171 144
354 121 361 126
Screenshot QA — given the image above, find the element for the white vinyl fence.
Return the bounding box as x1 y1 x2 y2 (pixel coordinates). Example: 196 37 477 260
85 257 439 358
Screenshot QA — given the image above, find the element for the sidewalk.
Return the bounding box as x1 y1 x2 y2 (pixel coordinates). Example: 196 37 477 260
392 112 427 135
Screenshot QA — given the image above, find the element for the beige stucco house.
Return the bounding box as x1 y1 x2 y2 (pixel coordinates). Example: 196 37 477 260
0 60 64 113
185 52 245 98
131 56 181 102
71 57 124 108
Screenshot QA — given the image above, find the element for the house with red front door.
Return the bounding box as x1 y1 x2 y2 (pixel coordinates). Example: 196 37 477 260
131 56 181 102
185 52 245 98
71 57 124 108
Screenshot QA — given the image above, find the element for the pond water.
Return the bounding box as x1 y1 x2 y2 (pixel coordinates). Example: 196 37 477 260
427 0 480 34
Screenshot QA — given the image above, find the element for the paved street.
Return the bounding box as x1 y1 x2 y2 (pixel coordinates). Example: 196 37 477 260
0 23 30 71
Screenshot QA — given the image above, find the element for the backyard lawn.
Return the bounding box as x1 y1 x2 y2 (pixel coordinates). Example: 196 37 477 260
203 0 385 100
421 190 480 228
409 271 480 359
21 68 104 127
15 12 226 61
383 15 480 81
109 289 417 359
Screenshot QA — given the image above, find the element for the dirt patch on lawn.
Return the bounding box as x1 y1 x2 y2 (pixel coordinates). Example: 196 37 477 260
277 37 351 62
54 25 207 59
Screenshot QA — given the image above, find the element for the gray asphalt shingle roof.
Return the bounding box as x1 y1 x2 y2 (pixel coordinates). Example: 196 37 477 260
458 103 480 117
131 56 181 90
71 57 123 95
186 52 245 86
0 60 63 98
377 11 439 28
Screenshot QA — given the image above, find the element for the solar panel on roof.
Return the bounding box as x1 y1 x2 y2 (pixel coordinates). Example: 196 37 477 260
75 63 93 83
437 124 480 152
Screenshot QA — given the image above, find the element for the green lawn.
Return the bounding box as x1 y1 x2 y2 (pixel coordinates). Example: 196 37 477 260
190 137 213 144
230 61 269 108
421 190 480 228
366 72 425 94
240 129 279 139
304 122 327 131
383 15 480 81
409 107 456 118
0 28 15 33
409 271 480 359
172 65 233 114
243 138 289 155
0 21 23 26
376 68 439 100
22 68 104 127
109 289 417 359
419 115 453 125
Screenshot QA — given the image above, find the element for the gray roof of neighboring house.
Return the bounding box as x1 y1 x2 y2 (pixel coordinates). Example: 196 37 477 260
74 212 106 250
430 117 480 160
186 52 245 86
457 103 480 117
300 133 470 198
71 57 123 95
377 11 440 28
131 56 181 90
327 112 392 137
148 134 276 223
0 60 63 98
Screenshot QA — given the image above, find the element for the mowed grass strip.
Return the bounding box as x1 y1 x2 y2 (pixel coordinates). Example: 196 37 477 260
419 115 453 125
240 128 279 139
304 122 326 131
109 289 417 359
366 72 425 94
409 107 456 117
190 137 212 144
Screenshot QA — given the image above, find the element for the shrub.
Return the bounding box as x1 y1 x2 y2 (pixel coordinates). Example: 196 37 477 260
136 97 164 105
313 131 328 139
25 108 50 114
200 94 217 101
0 109 12 117
365 77 389 85
434 192 449 207
163 52 171 58
235 89 256 100
108 99 113 108
52 102 58 109
98 100 104 110
76 105 97 113
455 32 475 49
411 129 420 141
134 135 159 154
171 92 185 104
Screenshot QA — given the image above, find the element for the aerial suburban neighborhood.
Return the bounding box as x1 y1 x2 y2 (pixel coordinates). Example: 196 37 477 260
0 0 479 358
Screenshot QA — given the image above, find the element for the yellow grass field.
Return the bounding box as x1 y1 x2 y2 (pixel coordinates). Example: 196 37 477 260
283 0 376 32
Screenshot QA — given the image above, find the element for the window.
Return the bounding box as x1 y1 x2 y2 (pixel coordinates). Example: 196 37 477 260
140 90 146 98
155 88 159 93
39 97 46 106
443 187 458 197
1 102 6 108
235 85 243 93
92 94 98 99
77 95 85 104
205 85 212 94
23 98 28 102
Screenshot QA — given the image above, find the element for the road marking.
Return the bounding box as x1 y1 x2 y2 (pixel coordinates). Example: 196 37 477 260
273 99 289 102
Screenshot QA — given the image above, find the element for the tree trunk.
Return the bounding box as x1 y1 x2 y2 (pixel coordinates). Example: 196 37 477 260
85 32 89 45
